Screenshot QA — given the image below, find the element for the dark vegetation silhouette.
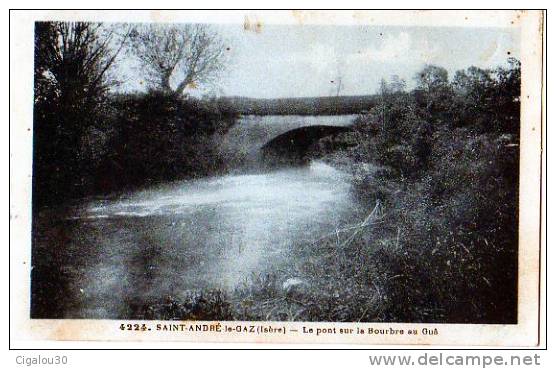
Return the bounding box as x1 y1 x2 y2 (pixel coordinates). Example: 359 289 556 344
292 61 521 323
32 21 521 324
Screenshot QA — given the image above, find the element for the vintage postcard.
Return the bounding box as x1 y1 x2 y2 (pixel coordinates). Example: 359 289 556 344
9 10 544 346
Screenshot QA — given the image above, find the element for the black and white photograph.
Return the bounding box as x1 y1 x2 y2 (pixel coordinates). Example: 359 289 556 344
9 9 544 346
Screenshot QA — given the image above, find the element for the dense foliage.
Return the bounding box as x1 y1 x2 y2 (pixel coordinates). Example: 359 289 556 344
330 60 521 323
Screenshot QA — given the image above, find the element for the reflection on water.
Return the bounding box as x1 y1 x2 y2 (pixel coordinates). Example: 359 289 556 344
33 161 353 318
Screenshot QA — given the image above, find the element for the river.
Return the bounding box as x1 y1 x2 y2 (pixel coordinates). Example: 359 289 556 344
31 115 358 319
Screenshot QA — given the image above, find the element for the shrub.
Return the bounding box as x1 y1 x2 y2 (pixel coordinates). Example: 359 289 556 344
33 91 238 207
320 61 520 323
138 290 234 320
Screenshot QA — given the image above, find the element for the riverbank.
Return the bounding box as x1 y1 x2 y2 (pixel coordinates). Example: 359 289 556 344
136 126 518 323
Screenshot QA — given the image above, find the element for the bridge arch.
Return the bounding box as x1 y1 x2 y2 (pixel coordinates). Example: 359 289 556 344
260 125 353 166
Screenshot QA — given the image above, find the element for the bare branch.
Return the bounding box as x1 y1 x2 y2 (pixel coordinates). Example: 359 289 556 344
127 24 227 96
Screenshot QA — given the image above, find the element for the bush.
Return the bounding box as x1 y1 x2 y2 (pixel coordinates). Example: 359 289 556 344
136 291 234 320
318 61 520 323
33 91 238 207
370 134 518 322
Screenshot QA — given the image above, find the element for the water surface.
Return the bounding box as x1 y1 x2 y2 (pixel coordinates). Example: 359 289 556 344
33 161 354 318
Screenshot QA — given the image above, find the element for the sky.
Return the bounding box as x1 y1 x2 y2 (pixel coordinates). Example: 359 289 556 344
117 24 520 99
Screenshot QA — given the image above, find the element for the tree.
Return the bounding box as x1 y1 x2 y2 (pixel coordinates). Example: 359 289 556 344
34 22 129 113
127 24 227 96
450 59 520 133
415 65 449 92
33 21 129 204
414 65 453 122
451 66 495 130
389 74 406 94
492 58 521 134
377 78 390 130
376 75 408 130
